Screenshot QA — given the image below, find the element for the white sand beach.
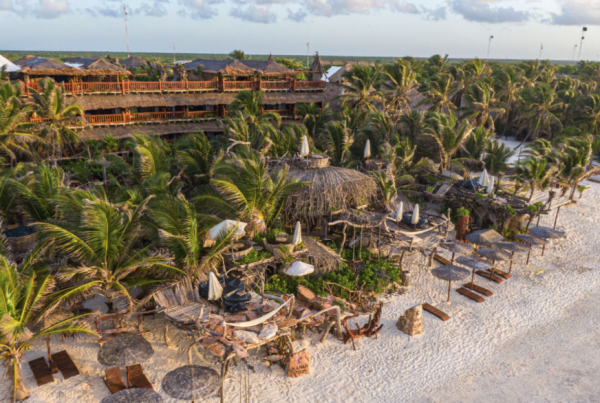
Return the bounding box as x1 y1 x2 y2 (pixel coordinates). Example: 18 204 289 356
11 185 600 403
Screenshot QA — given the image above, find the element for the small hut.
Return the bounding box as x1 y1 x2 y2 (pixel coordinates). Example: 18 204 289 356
241 59 293 77
183 58 254 81
14 55 131 83
284 157 377 226
310 52 324 82
119 56 150 69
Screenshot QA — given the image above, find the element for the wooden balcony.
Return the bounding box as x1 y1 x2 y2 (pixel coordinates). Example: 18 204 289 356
21 79 325 97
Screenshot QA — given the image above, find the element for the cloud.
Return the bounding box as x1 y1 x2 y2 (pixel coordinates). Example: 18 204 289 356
390 0 418 14
546 0 600 26
0 0 13 10
449 0 529 23
86 5 121 18
230 3 276 22
305 0 385 17
33 0 69 18
287 6 307 20
138 0 169 16
178 0 222 19
423 5 446 20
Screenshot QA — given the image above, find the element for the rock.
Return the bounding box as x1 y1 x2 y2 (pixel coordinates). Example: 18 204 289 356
226 314 247 322
232 343 249 358
276 318 298 328
397 304 423 336
295 308 312 319
233 330 260 344
201 337 217 348
297 285 316 301
269 363 284 373
245 325 263 332
246 311 258 321
259 323 278 340
209 343 226 357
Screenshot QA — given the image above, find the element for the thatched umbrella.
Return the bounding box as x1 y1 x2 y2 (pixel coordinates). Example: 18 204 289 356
494 241 531 273
162 365 220 402
476 247 512 280
442 240 474 263
530 226 566 256
455 255 493 290
465 229 504 247
515 234 548 264
98 334 154 367
101 389 162 403
431 265 471 302
285 165 377 226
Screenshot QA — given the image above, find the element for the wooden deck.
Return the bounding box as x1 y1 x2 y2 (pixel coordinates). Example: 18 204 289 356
104 367 127 394
489 268 512 280
422 303 450 321
127 364 153 390
28 357 54 387
433 253 452 265
52 350 79 380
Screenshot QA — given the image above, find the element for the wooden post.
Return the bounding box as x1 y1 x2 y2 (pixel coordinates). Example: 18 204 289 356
377 226 382 260
447 280 452 302
553 206 561 229
46 336 52 363
526 250 531 265
428 247 436 267
352 226 356 261
470 269 475 290
159 79 162 92
338 224 347 257
291 77 296 92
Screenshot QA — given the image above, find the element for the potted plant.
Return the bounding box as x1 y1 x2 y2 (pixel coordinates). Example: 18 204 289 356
455 207 470 241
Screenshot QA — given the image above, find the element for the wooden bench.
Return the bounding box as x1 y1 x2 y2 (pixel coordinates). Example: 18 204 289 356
51 350 79 380
488 268 511 280
456 288 485 303
104 367 127 394
28 357 54 387
475 270 504 284
433 253 452 265
463 283 494 297
127 364 153 390
422 303 450 321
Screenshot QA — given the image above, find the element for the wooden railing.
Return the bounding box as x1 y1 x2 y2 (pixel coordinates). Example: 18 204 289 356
85 114 127 125
260 81 289 91
223 81 258 91
126 81 161 92
295 81 326 91
262 109 291 116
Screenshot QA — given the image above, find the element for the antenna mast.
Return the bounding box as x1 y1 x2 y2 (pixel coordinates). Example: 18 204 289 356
487 35 494 59
306 41 309 68
578 26 588 60
123 3 130 57
173 44 176 63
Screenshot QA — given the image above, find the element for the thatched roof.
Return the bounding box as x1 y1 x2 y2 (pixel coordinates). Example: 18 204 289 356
78 121 223 140
184 58 255 75
64 57 131 75
119 56 150 68
68 91 327 110
15 55 130 76
285 164 377 224
310 52 324 81
241 59 293 76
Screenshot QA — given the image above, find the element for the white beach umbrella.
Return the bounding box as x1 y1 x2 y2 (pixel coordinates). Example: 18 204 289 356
205 220 247 247
395 202 403 221
292 221 302 245
284 261 314 277
486 175 495 194
364 140 371 159
0 55 20 73
411 204 420 224
207 272 223 301
479 169 489 187
300 135 310 157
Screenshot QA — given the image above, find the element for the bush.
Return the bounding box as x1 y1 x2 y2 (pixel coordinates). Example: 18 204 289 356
233 248 271 265
456 207 470 217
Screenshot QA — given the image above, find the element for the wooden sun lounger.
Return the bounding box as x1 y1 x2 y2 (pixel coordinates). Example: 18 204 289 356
127 364 153 390
488 269 512 280
434 182 453 197
104 367 127 394
433 253 452 265
51 350 79 380
475 270 504 284
422 303 450 321
29 357 54 387
456 287 485 303
463 283 493 297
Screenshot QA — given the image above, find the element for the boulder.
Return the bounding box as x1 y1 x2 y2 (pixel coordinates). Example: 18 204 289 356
396 305 423 336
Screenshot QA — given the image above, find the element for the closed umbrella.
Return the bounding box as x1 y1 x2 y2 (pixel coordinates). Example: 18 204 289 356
411 204 420 225
455 255 493 290
479 169 489 188
431 265 471 302
207 271 223 301
486 175 495 194
442 240 474 263
101 389 162 403
162 365 220 402
476 247 512 281
494 241 531 273
395 202 403 222
292 221 302 245
98 334 154 367
516 234 549 264
364 140 371 159
300 135 310 157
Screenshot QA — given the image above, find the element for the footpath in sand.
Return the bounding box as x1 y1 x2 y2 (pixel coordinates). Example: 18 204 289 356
11 186 600 403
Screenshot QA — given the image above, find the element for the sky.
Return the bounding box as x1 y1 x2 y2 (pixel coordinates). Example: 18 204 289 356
1 0 600 60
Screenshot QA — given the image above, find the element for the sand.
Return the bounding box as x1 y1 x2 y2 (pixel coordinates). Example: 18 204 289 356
8 184 600 403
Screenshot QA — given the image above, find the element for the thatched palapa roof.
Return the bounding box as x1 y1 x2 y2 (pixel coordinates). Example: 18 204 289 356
119 56 150 68
15 55 131 76
285 161 377 224
63 57 131 75
241 59 293 76
184 58 293 76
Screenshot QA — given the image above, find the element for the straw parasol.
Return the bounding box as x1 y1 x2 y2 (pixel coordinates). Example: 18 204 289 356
162 365 220 401
442 240 474 263
515 234 548 264
494 241 531 273
455 255 493 289
100 389 162 403
530 226 565 239
476 247 512 280
431 265 471 302
300 136 310 157
364 140 371 159
292 221 302 245
98 334 154 367
465 229 504 247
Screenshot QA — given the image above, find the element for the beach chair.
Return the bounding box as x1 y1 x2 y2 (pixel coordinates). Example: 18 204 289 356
127 364 153 390
28 357 54 387
104 367 127 394
51 350 80 380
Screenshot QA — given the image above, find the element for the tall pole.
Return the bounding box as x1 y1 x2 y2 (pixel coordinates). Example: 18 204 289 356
173 44 176 63
578 26 588 61
306 41 310 68
487 35 494 59
539 43 543 59
123 3 130 57
572 45 578 61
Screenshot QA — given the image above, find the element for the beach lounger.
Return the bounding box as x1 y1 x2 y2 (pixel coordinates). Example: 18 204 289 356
127 364 153 390
475 270 503 284
28 357 54 387
51 350 79 380
456 288 485 303
463 283 493 297
488 268 511 280
422 303 450 321
104 367 127 394
433 253 452 265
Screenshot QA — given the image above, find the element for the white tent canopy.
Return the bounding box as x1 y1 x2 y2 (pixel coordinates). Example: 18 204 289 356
284 261 314 277
0 55 20 73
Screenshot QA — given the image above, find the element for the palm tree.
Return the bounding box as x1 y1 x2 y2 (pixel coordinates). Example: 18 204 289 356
296 103 330 139
12 163 66 222
29 79 84 165
460 82 505 127
335 64 384 111
579 93 600 135
556 136 599 200
370 171 396 207
0 82 43 166
36 196 181 316
421 112 473 173
464 126 495 162
517 83 563 143
483 141 516 191
175 132 215 187
324 121 354 166
269 123 307 157
398 110 427 143
0 251 96 401
495 67 523 138
419 74 458 113
229 50 246 60
362 110 398 157
514 157 557 201
381 59 417 116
